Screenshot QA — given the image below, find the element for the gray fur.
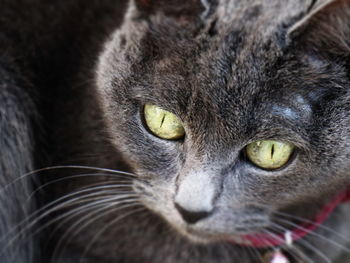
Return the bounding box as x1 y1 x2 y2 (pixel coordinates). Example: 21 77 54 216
0 61 36 263
1 0 350 262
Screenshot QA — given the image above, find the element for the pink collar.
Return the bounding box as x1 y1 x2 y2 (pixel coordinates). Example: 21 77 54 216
238 190 350 248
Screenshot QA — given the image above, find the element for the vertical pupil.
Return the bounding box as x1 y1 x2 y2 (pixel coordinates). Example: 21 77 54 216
271 143 275 159
160 113 166 128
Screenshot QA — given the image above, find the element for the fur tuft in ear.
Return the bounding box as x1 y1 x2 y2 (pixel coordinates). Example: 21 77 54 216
289 0 350 54
289 0 337 34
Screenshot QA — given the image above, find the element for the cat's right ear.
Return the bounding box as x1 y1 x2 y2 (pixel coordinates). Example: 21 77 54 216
288 0 350 54
288 0 345 33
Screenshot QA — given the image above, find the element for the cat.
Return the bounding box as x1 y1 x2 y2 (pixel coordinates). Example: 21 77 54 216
1 0 350 262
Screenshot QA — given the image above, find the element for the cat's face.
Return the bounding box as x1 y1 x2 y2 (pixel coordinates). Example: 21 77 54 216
96 0 350 245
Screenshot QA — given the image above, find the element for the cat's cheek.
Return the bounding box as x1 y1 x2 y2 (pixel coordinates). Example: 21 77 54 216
132 179 190 230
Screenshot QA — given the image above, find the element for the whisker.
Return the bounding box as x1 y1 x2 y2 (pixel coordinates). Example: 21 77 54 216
264 225 314 263
44 195 139 236
6 184 134 237
30 165 138 177
49 197 139 243
4 196 138 259
236 230 273 262
298 238 332 263
247 246 262 262
274 210 350 244
275 217 350 254
271 221 334 263
2 189 137 254
52 200 141 263
79 206 147 263
28 173 135 200
0 165 140 194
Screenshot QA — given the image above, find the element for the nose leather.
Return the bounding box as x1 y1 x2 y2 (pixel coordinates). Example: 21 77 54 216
175 202 212 224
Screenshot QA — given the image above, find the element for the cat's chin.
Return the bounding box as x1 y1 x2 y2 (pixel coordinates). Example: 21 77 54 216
172 223 266 245
176 229 273 247
176 228 248 245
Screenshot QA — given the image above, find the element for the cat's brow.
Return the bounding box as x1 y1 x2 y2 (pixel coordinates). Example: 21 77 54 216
270 94 313 123
270 105 312 123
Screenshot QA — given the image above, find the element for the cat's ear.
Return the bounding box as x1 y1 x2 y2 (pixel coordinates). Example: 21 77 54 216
288 0 350 53
129 0 216 27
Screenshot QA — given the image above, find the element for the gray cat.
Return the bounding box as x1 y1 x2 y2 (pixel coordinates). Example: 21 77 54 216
1 0 350 262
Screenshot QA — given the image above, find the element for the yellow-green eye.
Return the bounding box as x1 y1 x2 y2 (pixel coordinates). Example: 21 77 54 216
246 140 295 170
144 104 185 140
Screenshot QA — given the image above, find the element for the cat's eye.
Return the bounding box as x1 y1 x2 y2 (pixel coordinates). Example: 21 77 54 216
246 140 295 170
143 104 185 140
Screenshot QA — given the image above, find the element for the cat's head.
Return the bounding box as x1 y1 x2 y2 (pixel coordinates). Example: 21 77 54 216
96 0 350 244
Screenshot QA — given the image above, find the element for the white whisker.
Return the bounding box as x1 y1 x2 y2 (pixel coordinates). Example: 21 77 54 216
275 217 350 254
264 226 314 263
52 201 142 263
274 210 350 244
74 206 146 263
0 165 139 194
50 197 139 241
2 188 137 254
28 173 134 201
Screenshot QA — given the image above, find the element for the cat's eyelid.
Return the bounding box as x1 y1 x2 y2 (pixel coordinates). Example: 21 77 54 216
246 132 308 152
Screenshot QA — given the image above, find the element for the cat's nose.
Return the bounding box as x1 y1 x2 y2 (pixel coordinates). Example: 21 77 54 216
174 171 216 224
174 202 212 224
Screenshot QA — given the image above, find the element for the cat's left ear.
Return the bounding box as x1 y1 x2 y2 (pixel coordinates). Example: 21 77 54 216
288 0 350 53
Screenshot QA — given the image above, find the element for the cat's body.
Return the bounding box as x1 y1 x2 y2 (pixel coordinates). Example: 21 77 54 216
0 0 127 261
1 0 350 262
